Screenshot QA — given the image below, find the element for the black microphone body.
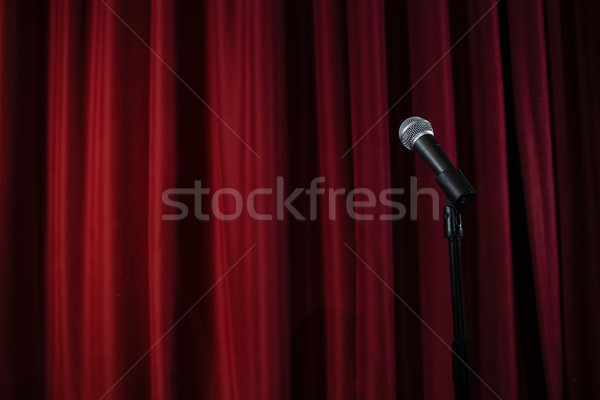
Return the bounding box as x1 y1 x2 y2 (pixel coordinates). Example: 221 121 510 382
413 134 476 210
412 133 454 174
400 117 476 210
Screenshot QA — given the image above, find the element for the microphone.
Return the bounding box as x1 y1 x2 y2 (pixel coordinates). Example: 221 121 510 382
399 116 476 210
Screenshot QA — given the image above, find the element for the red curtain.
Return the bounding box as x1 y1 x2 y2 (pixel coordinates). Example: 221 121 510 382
1 0 599 398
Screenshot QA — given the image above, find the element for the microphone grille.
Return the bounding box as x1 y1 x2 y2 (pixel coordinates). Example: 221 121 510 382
399 116 434 150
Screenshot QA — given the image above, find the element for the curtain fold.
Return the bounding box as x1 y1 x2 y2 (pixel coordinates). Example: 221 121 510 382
504 1 563 397
346 1 396 398
204 1 290 398
148 0 176 398
452 0 519 398
311 1 356 398
545 0 600 397
0 0 598 398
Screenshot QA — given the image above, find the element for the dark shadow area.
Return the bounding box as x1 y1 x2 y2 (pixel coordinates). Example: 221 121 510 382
498 1 548 398
384 0 425 398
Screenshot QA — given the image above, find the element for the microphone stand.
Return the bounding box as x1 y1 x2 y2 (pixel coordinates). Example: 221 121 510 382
398 115 477 398
444 200 472 400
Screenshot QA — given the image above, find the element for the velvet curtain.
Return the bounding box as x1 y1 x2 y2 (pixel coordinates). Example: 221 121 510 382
1 0 598 398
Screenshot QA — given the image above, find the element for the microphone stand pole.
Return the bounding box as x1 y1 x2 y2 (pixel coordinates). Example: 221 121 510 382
444 200 472 400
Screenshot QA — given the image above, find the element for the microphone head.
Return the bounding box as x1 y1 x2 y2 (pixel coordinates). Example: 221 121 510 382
399 116 434 150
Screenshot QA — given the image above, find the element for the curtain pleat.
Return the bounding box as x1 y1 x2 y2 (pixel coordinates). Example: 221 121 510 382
505 1 563 397
148 0 176 398
346 1 396 398
460 1 519 398
47 0 85 397
204 1 290 398
311 1 356 398
546 0 600 397
80 1 151 398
